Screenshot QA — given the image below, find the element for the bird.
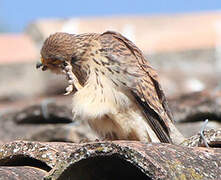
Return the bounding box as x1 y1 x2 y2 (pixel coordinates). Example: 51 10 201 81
37 31 185 144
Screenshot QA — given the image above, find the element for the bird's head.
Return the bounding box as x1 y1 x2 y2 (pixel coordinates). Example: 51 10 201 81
36 32 76 74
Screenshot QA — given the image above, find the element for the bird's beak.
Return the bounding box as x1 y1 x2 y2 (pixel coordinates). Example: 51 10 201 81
36 61 43 69
36 57 48 71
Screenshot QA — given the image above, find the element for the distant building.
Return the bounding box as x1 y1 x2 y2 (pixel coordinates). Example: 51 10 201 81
25 11 221 95
0 34 38 64
26 12 221 54
0 11 220 98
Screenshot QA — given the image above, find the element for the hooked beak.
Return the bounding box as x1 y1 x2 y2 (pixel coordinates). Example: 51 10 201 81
36 61 48 71
36 61 43 69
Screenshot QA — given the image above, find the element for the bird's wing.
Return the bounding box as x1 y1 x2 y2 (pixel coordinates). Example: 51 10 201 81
99 31 173 143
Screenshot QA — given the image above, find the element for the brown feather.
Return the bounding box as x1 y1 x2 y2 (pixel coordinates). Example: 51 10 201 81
39 31 184 144
100 31 174 143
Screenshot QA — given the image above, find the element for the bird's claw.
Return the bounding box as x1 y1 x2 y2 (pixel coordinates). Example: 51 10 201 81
64 84 74 95
62 61 83 95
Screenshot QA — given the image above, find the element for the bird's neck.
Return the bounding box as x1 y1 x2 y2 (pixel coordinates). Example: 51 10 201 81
73 33 99 61
71 33 100 86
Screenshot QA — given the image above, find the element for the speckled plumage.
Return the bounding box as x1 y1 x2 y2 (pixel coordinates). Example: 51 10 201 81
38 31 184 144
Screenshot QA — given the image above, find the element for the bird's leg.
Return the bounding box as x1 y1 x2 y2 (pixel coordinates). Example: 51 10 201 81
198 119 209 148
61 61 83 95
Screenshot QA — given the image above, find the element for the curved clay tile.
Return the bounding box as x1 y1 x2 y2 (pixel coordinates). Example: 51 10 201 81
0 166 47 180
0 140 220 179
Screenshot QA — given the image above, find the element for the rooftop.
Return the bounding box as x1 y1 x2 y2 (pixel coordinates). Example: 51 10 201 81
0 34 38 64
27 11 221 53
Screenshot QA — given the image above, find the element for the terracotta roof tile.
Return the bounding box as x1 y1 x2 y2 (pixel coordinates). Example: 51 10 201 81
27 11 221 54
0 140 221 179
0 34 38 64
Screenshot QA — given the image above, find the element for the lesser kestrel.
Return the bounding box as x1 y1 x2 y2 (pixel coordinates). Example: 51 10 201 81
37 31 184 144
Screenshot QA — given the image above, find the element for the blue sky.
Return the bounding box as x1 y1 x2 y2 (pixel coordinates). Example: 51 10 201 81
1 0 221 32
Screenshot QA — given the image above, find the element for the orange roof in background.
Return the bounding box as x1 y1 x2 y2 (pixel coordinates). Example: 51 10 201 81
1 11 221 65
27 11 221 54
0 34 38 64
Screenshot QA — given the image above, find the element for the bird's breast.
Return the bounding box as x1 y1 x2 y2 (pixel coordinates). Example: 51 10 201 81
71 72 133 120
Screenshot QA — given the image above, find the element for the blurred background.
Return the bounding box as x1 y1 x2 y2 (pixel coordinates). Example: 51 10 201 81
0 0 221 143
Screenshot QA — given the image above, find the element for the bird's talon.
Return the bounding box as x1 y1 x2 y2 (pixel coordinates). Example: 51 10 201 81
67 71 72 76
68 80 74 84
64 85 73 95
64 91 71 95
